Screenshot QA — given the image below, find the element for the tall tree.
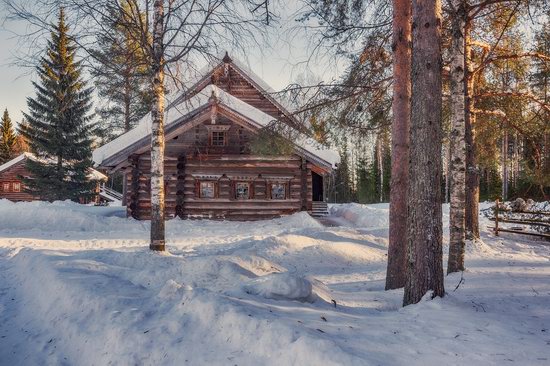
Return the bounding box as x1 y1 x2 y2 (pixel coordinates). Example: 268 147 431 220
20 8 95 201
447 0 467 273
386 0 412 290
404 0 445 306
0 108 18 164
90 1 151 139
149 0 166 251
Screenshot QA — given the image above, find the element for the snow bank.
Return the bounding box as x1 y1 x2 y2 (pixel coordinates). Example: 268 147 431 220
330 203 389 228
0 200 321 236
0 199 132 233
243 272 317 302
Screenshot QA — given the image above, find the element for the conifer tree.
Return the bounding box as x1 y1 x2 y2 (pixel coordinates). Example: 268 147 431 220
20 8 95 201
0 109 18 164
90 2 151 140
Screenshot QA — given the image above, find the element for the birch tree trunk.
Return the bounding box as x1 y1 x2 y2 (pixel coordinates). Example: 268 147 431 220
386 0 412 290
447 0 467 274
378 136 384 203
502 129 508 200
464 22 480 240
445 141 451 203
150 0 166 251
403 0 445 306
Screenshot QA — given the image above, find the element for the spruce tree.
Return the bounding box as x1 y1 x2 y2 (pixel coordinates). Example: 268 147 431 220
0 109 18 164
20 8 95 201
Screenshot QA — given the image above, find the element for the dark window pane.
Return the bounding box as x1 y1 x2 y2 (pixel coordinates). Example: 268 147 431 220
235 182 249 199
271 184 285 199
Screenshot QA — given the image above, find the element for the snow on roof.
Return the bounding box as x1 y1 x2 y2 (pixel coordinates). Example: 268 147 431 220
0 152 34 173
0 153 107 181
216 86 340 167
93 87 213 166
93 85 339 169
171 52 295 114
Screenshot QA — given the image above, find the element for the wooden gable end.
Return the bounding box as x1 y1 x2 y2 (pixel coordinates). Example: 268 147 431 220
165 113 254 158
207 64 283 118
0 158 34 202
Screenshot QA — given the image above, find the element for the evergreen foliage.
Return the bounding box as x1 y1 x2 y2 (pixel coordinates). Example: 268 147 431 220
328 146 353 202
90 1 151 141
20 8 95 201
0 109 18 164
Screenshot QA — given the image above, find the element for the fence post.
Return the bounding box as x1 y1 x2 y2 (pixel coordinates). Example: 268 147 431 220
494 199 499 236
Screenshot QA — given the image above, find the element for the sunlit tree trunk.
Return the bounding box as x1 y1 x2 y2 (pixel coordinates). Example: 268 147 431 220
464 22 480 240
386 0 412 290
150 0 166 251
404 0 445 306
447 0 467 274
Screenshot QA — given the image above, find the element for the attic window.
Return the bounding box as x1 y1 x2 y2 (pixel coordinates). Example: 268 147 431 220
211 131 226 146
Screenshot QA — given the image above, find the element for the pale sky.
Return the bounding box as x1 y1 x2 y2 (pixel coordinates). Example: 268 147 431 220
0 3 345 125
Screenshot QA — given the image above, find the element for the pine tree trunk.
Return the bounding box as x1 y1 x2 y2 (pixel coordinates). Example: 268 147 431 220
386 0 412 290
447 0 467 274
403 0 445 306
150 0 166 251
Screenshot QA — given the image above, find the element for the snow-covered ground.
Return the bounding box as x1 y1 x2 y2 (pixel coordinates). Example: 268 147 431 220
0 200 549 365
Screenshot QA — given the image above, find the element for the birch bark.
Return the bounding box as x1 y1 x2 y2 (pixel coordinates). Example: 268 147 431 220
150 0 166 251
447 0 467 274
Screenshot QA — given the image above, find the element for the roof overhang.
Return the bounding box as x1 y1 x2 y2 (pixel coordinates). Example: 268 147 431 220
93 85 339 173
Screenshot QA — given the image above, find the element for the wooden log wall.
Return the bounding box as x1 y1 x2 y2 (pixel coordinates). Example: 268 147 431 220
0 160 35 202
126 155 178 220
126 154 314 221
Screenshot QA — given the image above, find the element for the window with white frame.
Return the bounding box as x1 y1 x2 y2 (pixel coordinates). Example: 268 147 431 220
2 182 9 192
13 182 21 192
210 131 226 146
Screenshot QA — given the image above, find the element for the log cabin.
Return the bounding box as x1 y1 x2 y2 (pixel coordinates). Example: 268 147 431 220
92 53 339 220
0 152 108 203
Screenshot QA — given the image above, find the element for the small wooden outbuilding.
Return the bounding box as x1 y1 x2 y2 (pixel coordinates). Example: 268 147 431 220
0 153 108 203
93 54 339 220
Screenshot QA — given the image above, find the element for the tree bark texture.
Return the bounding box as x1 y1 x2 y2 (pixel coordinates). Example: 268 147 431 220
403 0 445 306
150 0 166 251
464 23 480 240
447 0 467 274
386 0 412 290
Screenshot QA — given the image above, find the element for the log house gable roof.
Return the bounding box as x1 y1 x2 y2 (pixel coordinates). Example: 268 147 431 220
169 52 295 123
92 85 339 171
0 153 108 181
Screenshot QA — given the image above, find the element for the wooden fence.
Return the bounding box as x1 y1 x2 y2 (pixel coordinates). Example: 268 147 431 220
490 199 550 242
